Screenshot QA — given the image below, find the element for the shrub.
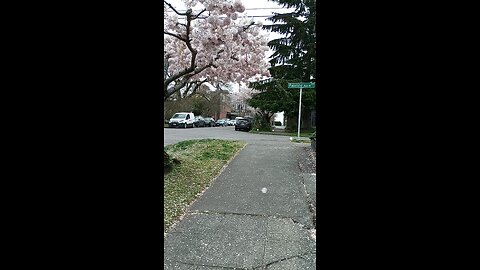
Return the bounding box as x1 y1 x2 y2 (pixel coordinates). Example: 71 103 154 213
164 149 181 174
164 150 172 168
252 115 271 131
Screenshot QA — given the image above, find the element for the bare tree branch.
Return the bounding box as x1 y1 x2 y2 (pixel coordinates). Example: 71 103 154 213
199 93 211 102
192 9 207 19
186 78 209 98
164 1 189 16
214 49 225 61
176 22 187 28
242 21 255 31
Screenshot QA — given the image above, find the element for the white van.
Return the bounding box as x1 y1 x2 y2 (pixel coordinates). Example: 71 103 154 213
169 112 195 128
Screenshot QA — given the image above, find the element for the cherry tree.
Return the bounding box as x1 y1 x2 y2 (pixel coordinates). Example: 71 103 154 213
230 83 254 106
164 0 271 101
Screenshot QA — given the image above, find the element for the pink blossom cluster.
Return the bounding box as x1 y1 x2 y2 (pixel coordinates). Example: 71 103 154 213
164 0 270 91
230 84 259 103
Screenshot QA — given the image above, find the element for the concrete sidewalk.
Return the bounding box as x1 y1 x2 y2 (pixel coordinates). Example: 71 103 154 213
164 141 316 269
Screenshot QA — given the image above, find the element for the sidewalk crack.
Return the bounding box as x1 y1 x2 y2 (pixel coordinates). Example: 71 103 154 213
261 218 268 269
189 210 307 222
168 260 249 269
188 210 314 231
262 252 316 268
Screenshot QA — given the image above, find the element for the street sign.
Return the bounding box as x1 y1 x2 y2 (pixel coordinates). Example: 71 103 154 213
288 82 315 88
287 82 315 138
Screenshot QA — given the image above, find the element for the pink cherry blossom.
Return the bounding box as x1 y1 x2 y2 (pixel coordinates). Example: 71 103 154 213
164 0 271 100
233 0 245 13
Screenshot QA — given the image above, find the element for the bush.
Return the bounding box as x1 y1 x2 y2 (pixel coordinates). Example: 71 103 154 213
252 115 271 132
164 150 172 168
164 149 181 174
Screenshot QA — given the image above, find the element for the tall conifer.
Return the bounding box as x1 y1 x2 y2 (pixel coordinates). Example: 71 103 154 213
248 0 316 130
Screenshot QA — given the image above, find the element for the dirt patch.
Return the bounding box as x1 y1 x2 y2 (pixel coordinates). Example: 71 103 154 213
297 145 316 230
298 145 316 173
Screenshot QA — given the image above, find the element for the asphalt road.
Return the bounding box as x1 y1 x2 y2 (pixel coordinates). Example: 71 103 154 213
164 125 293 146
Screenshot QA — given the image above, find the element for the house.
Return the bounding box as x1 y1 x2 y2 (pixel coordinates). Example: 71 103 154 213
215 90 232 120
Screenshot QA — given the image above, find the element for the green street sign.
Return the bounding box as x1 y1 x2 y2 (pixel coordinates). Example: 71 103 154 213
288 82 315 88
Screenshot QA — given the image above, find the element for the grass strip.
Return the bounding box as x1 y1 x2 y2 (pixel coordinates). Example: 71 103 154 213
163 139 246 232
291 139 311 143
250 130 315 138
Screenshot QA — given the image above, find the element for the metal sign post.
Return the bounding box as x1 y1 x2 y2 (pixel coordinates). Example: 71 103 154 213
288 82 315 139
297 87 302 138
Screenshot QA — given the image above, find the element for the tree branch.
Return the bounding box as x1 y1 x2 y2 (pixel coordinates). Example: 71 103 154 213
214 49 225 61
199 93 211 102
242 21 255 31
163 8 230 101
165 64 211 101
192 8 207 19
185 78 209 98
164 31 186 42
164 9 198 95
185 11 197 69
164 1 189 16
176 22 187 28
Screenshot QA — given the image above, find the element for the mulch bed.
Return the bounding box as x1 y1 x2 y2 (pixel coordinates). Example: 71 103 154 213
298 146 316 174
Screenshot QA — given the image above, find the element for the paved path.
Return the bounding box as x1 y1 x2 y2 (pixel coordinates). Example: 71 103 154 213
164 131 316 269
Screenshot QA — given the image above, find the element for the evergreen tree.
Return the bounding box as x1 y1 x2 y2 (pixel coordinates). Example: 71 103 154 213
248 0 316 130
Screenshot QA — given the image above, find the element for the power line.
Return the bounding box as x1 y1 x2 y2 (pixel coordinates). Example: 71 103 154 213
241 7 291 10
166 7 289 11
172 15 276 20
165 7 293 13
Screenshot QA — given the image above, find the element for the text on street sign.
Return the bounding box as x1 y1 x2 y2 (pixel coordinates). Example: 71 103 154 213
288 82 315 88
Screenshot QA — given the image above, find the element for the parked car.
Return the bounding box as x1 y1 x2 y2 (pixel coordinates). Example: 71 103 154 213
226 119 235 126
235 118 252 131
215 119 227 127
272 121 286 130
203 117 214 127
194 116 206 127
169 112 195 128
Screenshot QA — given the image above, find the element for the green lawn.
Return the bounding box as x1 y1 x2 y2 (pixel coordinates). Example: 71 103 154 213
281 132 315 137
163 139 246 232
291 138 311 143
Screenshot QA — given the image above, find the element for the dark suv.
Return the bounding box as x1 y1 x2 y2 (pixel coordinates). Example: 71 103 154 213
234 118 252 131
193 116 206 127
203 117 214 127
